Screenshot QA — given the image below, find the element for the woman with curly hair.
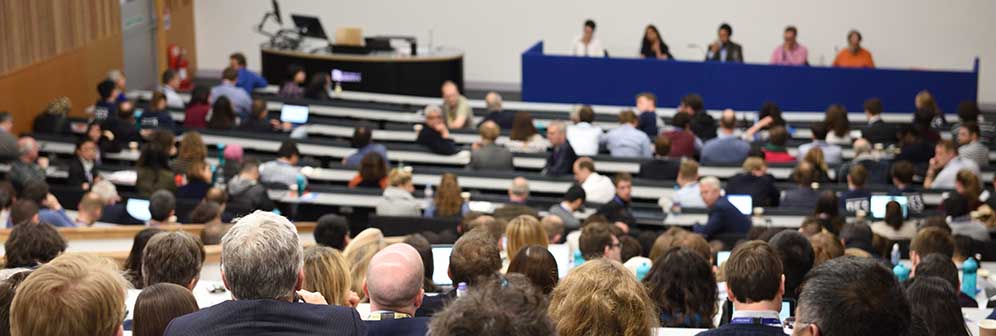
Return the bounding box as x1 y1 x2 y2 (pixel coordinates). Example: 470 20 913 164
549 258 658 336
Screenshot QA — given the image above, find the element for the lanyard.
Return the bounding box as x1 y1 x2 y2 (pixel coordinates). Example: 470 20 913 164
730 317 781 327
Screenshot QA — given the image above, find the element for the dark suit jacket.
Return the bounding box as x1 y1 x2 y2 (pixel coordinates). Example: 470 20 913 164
543 143 578 176
725 173 780 207
706 42 744 63
691 111 718 141
66 158 96 188
639 158 680 180
863 120 897 144
479 110 516 130
416 127 459 155
164 299 367 336
694 197 751 239
595 196 636 226
365 317 429 336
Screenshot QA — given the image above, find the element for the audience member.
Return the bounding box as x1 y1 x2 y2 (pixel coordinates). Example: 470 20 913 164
641 25 673 59
141 231 204 289
798 122 842 165
644 247 717 328
952 100 995 144
190 202 224 243
701 241 785 336
93 79 119 121
172 130 204 174
602 110 653 158
725 157 780 207
839 164 871 215
377 168 420 217
209 67 252 119
663 112 702 159
910 227 956 270
20 181 74 227
1 222 66 277
781 162 821 209
595 173 637 228
861 98 897 144
133 283 200 336
10 254 128 336
548 185 585 231
424 173 469 218
140 92 176 134
314 214 351 250
136 142 177 196
0 112 17 161
348 152 388 189
429 273 553 335
895 125 935 165
578 222 621 262
550 259 658 336
164 211 366 335
504 111 550 153
706 23 743 63
67 139 99 190
507 245 559 294
8 200 38 227
304 72 332 100
794 257 910 335
678 93 718 141
566 105 602 156
956 122 988 168
760 126 795 163
541 215 565 244
177 160 212 199
32 96 72 135
226 158 275 216
768 230 814 300
889 160 925 215
913 253 979 309
229 52 268 94
123 228 164 288
770 26 808 65
925 139 980 189
505 215 549 265
571 19 604 56
470 121 514 170
416 105 459 155
449 230 501 288
917 90 947 128
832 30 875 68
104 100 142 149
8 137 46 192
148 190 176 226
943 188 989 242
573 157 614 204
278 64 306 99
905 276 972 336
303 246 357 307
637 136 679 179
479 92 515 129
809 231 844 267
543 121 578 176
74 192 104 227
260 140 307 188
670 160 707 209
635 92 660 138
343 228 386 302
402 234 440 295
440 81 471 129
839 222 877 257
363 244 429 335
207 96 237 130
184 85 211 128
493 177 538 222
823 104 852 145
239 99 281 133
702 109 750 164
694 176 751 240
872 201 917 241
343 127 388 168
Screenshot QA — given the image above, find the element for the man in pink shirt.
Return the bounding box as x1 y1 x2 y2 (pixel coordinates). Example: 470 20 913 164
770 26 808 66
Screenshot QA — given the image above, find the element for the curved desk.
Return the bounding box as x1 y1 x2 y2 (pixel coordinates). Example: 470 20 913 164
260 46 464 97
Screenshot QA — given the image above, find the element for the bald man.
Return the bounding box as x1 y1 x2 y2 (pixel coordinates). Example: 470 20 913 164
9 136 47 190
479 92 515 129
440 81 472 129
363 243 429 336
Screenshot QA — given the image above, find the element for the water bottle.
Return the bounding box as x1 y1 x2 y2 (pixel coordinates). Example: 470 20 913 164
893 263 910 282
573 250 585 268
296 174 307 195
424 183 434 199
962 257 978 298
456 282 468 298
635 261 651 281
890 243 901 267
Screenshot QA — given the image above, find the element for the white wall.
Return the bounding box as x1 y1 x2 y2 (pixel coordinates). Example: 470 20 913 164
195 0 996 103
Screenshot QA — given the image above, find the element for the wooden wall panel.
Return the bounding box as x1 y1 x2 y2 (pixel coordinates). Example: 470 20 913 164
0 0 123 134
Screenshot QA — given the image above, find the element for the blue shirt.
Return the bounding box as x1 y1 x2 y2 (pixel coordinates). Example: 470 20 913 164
701 133 750 165
210 82 253 121
600 124 653 158
344 144 388 168
139 110 176 132
798 140 842 165
236 68 269 95
40 209 76 227
694 197 751 239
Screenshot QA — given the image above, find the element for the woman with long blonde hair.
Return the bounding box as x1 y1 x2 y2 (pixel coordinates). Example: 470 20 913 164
801 147 831 183
342 228 386 301
916 90 946 127
505 215 548 265
549 259 658 336
302 246 357 307
425 173 468 218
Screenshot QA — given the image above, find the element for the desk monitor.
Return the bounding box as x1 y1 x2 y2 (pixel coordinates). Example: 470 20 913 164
280 104 309 124
291 15 328 40
870 195 909 219
126 199 151 222
547 244 571 279
727 194 753 215
431 245 454 286
716 251 731 267
335 27 364 46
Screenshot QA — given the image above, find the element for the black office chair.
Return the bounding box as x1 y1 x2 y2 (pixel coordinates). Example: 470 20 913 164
368 215 458 238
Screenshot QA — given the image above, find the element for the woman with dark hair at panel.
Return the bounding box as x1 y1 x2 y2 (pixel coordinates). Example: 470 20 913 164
304 72 332 100
122 228 164 289
643 247 717 328
347 152 388 189
640 25 672 60
507 245 559 295
503 112 549 153
424 173 469 218
133 283 200 336
872 201 917 241
823 104 852 145
184 85 211 129
813 191 845 235
207 96 237 130
278 64 307 99
904 276 971 336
